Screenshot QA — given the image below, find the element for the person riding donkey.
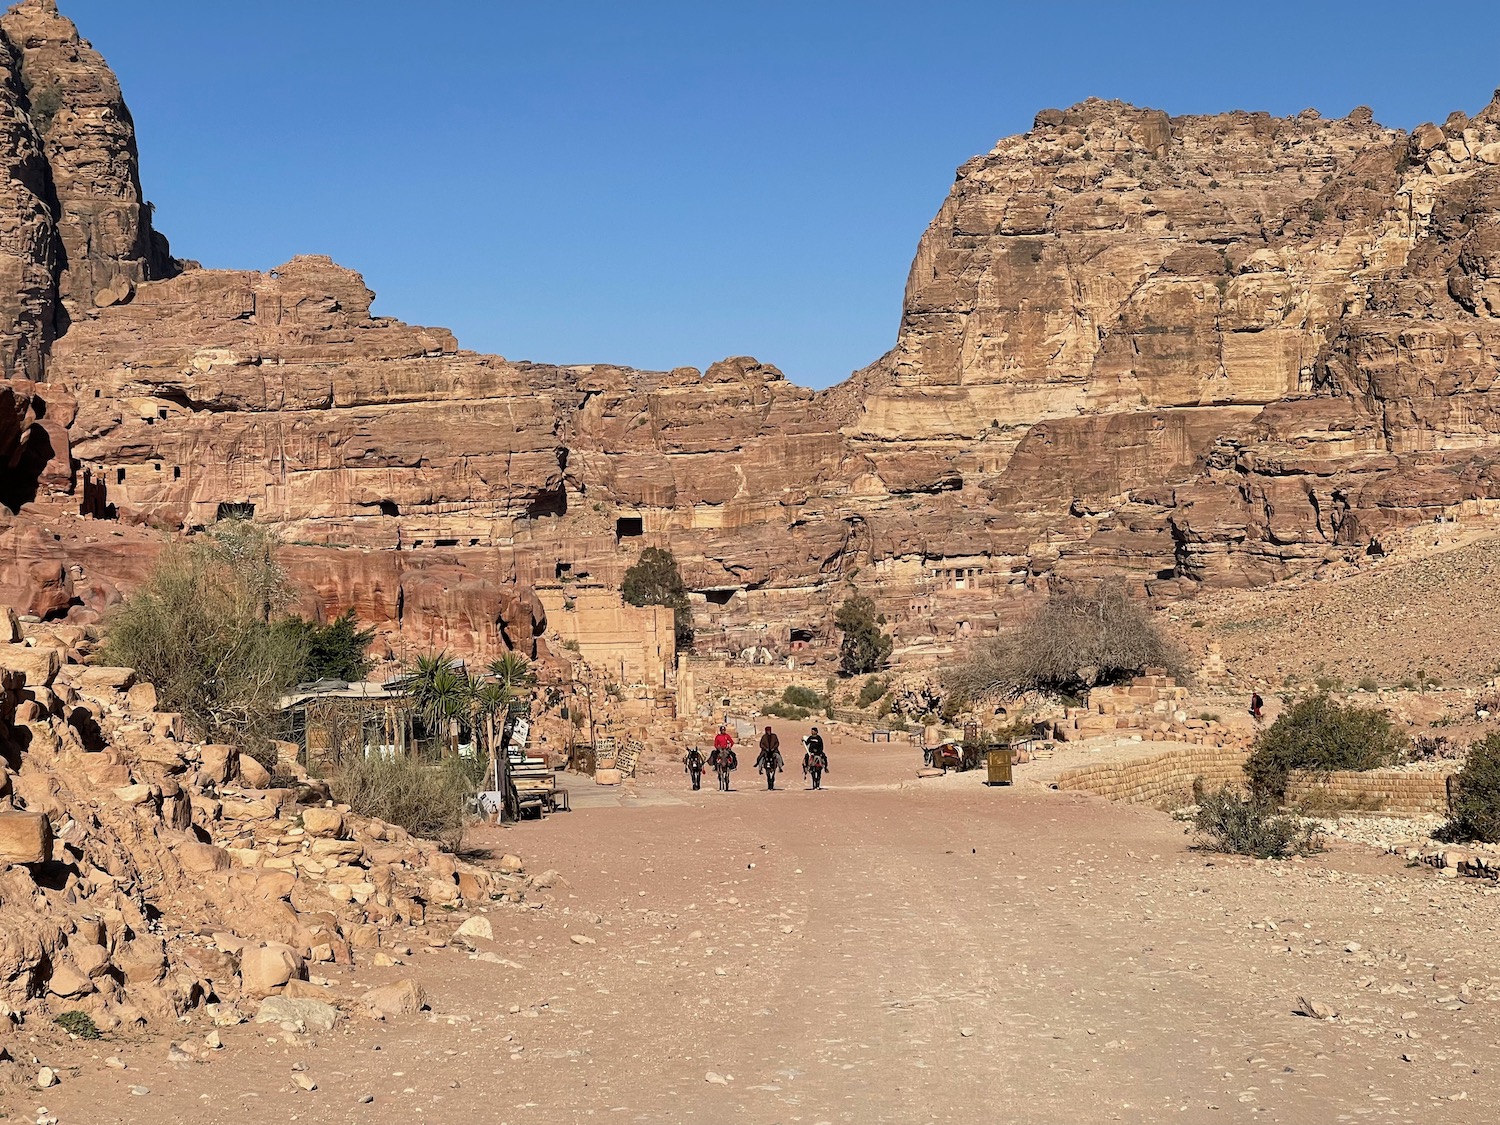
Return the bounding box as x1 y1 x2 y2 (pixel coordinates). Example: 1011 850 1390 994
802 726 829 790
707 738 738 791
755 725 784 791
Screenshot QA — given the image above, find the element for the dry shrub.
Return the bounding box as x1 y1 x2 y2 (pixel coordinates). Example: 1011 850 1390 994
100 522 304 764
947 584 1183 700
1188 780 1323 859
333 755 481 852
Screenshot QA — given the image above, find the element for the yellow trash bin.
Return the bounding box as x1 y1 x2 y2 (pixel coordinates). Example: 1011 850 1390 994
985 748 1013 786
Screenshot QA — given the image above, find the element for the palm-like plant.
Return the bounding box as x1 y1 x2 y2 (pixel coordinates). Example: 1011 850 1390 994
487 652 536 697
407 650 472 755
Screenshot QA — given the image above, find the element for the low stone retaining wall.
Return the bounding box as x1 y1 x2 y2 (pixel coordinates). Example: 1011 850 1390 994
1053 746 1251 806
1287 766 1458 816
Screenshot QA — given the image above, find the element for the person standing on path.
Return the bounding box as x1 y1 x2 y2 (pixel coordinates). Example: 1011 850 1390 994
755 726 783 791
1249 692 1264 723
803 726 828 790
683 746 705 791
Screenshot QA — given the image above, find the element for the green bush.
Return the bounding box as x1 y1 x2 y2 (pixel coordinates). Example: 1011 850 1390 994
856 676 890 709
835 594 893 676
1436 734 1500 843
274 608 375 683
333 755 478 852
54 1010 101 1039
1244 694 1407 801
762 700 810 721
1187 781 1323 859
29 85 63 134
782 685 823 709
622 546 694 650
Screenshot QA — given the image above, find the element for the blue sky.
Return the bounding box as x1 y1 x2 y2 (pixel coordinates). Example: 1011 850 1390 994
62 1 1500 388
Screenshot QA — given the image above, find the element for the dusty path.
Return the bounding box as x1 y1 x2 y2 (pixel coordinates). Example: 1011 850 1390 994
22 731 1500 1125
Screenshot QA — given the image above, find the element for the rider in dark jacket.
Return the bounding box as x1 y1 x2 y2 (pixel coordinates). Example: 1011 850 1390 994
755 726 783 791
802 727 828 790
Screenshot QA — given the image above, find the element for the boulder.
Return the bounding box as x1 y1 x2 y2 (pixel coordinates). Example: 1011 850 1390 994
362 978 427 1017
300 807 345 838
197 744 237 786
238 754 271 789
455 915 493 942
70 665 137 696
71 942 113 979
48 962 95 998
254 995 339 1033
239 944 305 998
1 644 59 688
177 842 230 874
0 810 52 864
124 681 157 713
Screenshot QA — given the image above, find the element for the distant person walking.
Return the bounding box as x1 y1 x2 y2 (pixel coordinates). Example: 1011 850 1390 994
803 726 828 790
755 726 783 791
683 746 705 791
1249 692 1264 723
708 741 737 791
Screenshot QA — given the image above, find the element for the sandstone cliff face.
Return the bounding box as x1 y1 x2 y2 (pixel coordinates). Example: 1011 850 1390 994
0 0 175 321
9 1 1500 662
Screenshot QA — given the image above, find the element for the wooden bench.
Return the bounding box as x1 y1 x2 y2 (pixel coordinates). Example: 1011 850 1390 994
511 755 556 818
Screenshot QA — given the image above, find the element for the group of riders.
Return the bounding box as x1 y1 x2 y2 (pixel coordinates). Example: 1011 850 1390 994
683 724 830 792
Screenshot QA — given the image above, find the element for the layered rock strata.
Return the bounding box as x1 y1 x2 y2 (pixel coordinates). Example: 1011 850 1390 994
8 0 1500 662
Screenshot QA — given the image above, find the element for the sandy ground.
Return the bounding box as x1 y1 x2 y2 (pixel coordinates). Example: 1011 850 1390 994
16 720 1500 1125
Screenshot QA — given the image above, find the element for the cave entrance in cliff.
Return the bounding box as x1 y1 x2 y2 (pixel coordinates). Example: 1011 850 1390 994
703 589 736 607
378 500 400 517
216 502 255 522
789 627 815 651
528 487 567 518
615 516 644 541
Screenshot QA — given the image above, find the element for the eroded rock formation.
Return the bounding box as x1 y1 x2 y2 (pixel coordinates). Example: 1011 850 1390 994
5 0 1500 661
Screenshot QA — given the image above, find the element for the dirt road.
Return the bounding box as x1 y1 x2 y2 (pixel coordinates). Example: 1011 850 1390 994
25 728 1500 1124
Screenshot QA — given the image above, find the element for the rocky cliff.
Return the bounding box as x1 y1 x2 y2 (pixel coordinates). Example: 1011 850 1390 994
5 0 1500 662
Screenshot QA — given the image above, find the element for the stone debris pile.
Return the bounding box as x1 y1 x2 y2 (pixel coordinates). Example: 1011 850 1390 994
1052 675 1241 746
0 608 533 1088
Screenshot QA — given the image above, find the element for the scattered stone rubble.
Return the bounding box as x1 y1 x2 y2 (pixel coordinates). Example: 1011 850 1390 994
1053 674 1241 746
0 608 537 1090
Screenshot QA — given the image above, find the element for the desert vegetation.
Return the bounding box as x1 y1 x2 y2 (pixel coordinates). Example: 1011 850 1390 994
100 521 370 763
835 594 892 676
334 754 484 853
1243 694 1407 802
762 683 834 721
1186 780 1324 859
947 584 1183 700
1436 733 1500 844
622 546 694 649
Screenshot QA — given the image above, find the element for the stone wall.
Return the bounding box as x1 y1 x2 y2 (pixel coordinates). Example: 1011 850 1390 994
1286 766 1459 815
1053 746 1251 806
537 588 675 689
